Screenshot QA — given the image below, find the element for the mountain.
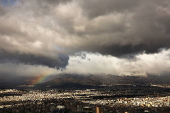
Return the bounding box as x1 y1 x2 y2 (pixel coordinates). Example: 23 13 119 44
1 73 170 89
0 75 36 88
35 74 151 88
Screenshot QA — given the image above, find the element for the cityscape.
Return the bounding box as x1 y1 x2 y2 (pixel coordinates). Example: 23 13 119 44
1 83 170 113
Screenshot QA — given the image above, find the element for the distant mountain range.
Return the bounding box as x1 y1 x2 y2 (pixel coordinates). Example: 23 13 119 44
0 73 170 89
39 74 150 86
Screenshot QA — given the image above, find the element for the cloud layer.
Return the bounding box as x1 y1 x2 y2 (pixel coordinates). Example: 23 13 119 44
0 0 170 74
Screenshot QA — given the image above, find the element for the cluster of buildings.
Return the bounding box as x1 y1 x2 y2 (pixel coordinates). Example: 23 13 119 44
0 89 102 103
1 89 170 112
82 96 170 107
115 97 170 107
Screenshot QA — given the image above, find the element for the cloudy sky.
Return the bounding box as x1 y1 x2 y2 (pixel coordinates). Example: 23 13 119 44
0 0 170 77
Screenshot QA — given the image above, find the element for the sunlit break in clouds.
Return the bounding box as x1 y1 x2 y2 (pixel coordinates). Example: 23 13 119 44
0 0 170 78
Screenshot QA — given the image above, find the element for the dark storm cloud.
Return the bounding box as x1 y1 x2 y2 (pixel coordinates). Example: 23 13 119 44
0 50 69 69
78 0 141 18
0 6 6 16
69 0 170 57
44 0 72 5
77 43 170 58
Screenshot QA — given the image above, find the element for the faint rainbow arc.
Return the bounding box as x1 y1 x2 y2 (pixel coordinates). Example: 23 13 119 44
31 73 53 85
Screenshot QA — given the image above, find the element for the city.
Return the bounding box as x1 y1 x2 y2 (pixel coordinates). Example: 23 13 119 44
1 84 170 113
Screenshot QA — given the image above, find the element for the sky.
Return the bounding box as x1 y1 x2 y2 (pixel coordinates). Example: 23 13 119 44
0 0 170 77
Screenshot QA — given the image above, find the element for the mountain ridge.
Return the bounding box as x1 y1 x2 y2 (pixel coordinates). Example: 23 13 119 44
0 73 170 89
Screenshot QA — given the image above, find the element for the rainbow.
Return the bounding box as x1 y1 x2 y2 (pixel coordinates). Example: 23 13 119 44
31 73 53 85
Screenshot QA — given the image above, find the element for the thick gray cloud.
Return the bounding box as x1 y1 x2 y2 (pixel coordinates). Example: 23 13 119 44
44 0 72 5
0 50 69 69
0 6 6 16
0 0 170 69
72 0 170 56
78 0 141 18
